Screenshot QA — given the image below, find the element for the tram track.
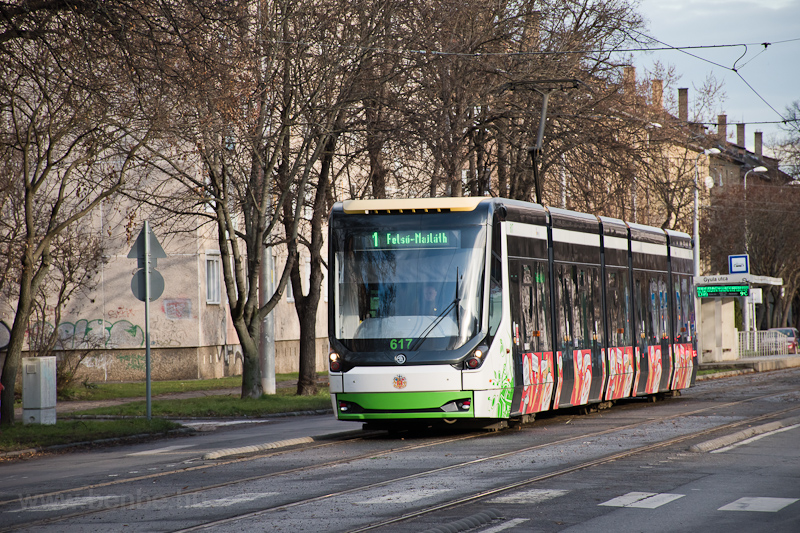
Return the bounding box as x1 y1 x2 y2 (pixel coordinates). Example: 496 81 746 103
171 402 800 533
3 389 797 532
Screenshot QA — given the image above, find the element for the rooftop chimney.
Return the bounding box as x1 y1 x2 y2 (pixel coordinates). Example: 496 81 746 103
623 66 636 95
678 88 688 122
737 123 745 148
652 80 663 109
718 115 727 141
755 131 763 158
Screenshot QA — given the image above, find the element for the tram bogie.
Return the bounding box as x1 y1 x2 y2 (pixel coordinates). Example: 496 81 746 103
328 197 697 428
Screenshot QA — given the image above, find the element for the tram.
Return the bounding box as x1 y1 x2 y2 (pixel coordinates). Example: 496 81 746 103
327 197 697 427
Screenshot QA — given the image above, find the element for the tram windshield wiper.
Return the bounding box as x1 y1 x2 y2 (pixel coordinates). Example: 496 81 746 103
412 269 461 351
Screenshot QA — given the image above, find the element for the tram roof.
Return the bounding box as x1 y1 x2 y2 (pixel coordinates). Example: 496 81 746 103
341 197 488 214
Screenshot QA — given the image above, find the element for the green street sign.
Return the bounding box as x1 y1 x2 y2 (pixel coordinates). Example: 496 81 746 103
696 284 750 298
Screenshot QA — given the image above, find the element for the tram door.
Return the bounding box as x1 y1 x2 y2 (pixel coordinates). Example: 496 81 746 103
554 263 603 408
633 270 671 394
633 272 650 396
509 260 554 416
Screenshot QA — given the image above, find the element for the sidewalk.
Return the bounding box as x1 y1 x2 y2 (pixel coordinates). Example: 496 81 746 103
698 354 800 372
13 379 310 418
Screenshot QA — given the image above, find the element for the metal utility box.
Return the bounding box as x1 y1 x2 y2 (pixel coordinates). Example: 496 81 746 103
22 356 57 425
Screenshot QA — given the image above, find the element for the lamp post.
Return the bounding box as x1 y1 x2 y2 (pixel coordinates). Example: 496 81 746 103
693 148 720 277
743 165 768 254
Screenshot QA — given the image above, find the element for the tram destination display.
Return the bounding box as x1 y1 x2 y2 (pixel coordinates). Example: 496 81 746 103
696 284 750 298
354 229 461 250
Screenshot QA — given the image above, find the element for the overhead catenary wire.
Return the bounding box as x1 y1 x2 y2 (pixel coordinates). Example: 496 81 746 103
626 28 793 122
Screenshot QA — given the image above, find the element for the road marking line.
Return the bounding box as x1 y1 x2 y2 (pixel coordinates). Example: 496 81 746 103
12 496 118 513
599 492 656 507
480 518 530 532
187 492 279 508
356 488 450 505
127 444 196 456
719 497 799 512
491 489 569 504
627 493 684 508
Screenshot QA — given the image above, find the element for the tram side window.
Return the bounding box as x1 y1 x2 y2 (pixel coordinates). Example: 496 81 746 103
684 276 695 341
488 252 502 337
672 274 683 342
659 277 669 340
636 273 655 346
556 264 576 351
590 267 603 348
648 277 659 341
648 275 669 341
575 266 601 350
675 275 693 343
607 269 632 347
520 261 551 352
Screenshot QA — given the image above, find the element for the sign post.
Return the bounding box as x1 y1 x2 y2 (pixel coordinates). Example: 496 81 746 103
127 222 166 420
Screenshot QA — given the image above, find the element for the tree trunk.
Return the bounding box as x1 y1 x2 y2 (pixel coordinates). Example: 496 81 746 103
235 317 262 399
0 255 40 425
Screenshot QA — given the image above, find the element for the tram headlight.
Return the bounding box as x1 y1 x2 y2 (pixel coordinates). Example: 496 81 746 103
464 346 488 370
329 351 342 372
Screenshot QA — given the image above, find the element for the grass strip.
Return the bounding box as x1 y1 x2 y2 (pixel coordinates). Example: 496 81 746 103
71 387 332 418
58 372 325 401
0 419 182 454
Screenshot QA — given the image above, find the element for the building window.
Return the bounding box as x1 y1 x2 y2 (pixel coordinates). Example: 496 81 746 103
206 253 221 304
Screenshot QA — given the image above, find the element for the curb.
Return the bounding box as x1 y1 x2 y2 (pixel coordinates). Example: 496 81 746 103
202 429 368 460
62 409 333 421
688 415 800 453
0 427 195 459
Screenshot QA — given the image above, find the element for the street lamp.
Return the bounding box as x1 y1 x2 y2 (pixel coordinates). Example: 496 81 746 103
743 166 768 193
743 166 768 254
742 165 768 333
694 148 720 277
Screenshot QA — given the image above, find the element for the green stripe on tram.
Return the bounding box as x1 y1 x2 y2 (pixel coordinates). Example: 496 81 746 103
336 391 474 420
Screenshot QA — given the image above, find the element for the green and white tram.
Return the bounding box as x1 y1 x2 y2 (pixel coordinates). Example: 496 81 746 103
327 197 696 427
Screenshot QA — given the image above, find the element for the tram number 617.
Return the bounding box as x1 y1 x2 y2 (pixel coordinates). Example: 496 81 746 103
390 338 413 350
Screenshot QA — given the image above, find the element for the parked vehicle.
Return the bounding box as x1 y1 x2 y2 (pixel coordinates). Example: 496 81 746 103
767 327 799 354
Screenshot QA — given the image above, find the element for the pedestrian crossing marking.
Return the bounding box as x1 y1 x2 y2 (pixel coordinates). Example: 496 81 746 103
491 489 569 504
187 492 279 508
127 444 195 456
718 497 799 512
599 492 684 509
481 518 531 532
11 496 117 513
356 488 450 505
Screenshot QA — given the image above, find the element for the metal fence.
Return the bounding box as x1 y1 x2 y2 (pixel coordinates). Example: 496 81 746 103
738 330 789 358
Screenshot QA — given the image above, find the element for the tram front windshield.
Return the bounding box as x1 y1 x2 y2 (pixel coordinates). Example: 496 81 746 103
333 220 487 353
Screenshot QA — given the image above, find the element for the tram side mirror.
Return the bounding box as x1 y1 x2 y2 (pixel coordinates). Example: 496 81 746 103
496 204 507 221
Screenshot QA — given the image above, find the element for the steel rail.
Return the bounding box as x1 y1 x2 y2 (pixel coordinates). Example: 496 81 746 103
4 390 796 532
170 402 800 532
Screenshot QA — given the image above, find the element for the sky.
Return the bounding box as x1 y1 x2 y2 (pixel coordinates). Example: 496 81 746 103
633 0 800 154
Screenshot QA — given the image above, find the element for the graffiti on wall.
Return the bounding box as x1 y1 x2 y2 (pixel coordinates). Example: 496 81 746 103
29 319 145 349
163 299 192 320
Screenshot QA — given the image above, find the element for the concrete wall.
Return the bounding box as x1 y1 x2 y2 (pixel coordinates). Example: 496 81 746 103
59 346 243 383
3 200 331 383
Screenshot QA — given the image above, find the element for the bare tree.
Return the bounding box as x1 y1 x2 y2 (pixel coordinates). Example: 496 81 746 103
704 183 800 329
0 2 153 424
774 101 800 181
24 228 105 395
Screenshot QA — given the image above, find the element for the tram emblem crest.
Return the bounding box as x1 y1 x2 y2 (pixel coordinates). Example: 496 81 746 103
393 375 408 389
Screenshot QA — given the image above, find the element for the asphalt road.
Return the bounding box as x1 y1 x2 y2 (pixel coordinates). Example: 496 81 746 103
1 368 798 532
